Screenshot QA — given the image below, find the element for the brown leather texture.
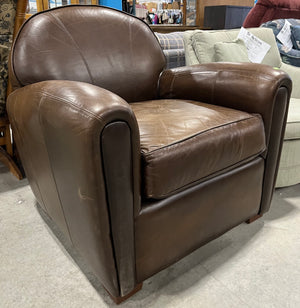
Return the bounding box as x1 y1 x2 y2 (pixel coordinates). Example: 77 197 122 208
135 158 264 282
159 63 292 213
260 87 290 214
7 80 141 297
131 99 266 199
7 5 293 301
159 63 292 147
101 122 136 296
10 5 165 102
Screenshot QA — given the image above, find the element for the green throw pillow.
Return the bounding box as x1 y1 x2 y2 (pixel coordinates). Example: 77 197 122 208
214 39 250 63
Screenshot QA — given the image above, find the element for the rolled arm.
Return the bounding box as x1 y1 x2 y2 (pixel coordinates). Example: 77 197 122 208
159 62 292 214
159 62 292 144
7 80 140 297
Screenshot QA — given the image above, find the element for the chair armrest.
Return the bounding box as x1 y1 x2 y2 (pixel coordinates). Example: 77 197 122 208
159 62 292 214
7 80 140 297
159 62 292 144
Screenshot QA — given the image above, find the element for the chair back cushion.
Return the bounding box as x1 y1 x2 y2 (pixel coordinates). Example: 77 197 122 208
10 5 166 103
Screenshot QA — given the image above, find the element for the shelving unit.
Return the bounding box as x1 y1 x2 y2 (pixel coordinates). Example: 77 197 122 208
27 0 98 17
27 0 254 31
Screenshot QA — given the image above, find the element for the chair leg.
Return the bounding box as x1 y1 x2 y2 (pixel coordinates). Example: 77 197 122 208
106 283 143 305
246 214 262 224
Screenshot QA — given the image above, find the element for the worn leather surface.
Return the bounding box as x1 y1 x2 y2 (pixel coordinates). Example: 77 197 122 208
260 87 289 214
159 63 292 148
10 5 165 102
135 158 264 282
7 5 293 300
7 80 141 297
159 63 291 212
101 122 136 296
131 99 266 199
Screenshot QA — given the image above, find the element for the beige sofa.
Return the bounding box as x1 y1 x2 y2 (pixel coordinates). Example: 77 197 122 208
183 28 300 188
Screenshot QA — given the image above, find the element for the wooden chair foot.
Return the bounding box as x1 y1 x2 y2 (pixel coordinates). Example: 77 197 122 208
0 147 24 180
246 214 262 224
106 283 143 304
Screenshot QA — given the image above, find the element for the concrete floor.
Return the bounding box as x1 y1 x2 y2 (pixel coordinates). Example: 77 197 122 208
0 162 300 308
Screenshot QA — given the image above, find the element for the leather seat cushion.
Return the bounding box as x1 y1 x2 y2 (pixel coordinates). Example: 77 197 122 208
130 99 266 199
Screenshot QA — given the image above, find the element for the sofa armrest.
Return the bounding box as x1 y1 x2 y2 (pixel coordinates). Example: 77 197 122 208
7 80 141 298
281 62 300 98
159 62 292 214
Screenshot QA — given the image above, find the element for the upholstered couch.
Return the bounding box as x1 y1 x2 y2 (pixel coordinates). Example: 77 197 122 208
182 27 300 188
243 0 300 28
261 18 300 67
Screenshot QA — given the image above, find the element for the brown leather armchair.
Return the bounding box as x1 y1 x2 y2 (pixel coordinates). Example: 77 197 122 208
7 5 292 304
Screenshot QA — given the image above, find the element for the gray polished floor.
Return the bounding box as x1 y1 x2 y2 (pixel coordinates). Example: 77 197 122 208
0 162 299 308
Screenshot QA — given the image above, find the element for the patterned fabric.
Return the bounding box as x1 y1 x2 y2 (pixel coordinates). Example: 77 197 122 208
291 25 300 49
155 32 185 69
155 32 185 50
163 49 185 69
261 19 300 67
0 0 17 116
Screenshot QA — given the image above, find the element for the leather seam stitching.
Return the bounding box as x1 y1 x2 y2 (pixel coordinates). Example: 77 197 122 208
32 90 114 123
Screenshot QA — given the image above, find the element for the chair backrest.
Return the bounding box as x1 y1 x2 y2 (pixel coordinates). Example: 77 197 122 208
10 5 166 103
184 27 282 68
243 0 300 28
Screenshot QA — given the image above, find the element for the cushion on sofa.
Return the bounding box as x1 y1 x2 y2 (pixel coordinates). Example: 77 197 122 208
131 99 266 199
214 39 250 62
188 28 281 68
155 32 185 68
163 49 185 68
291 25 300 49
183 30 202 66
261 19 300 66
155 32 184 50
